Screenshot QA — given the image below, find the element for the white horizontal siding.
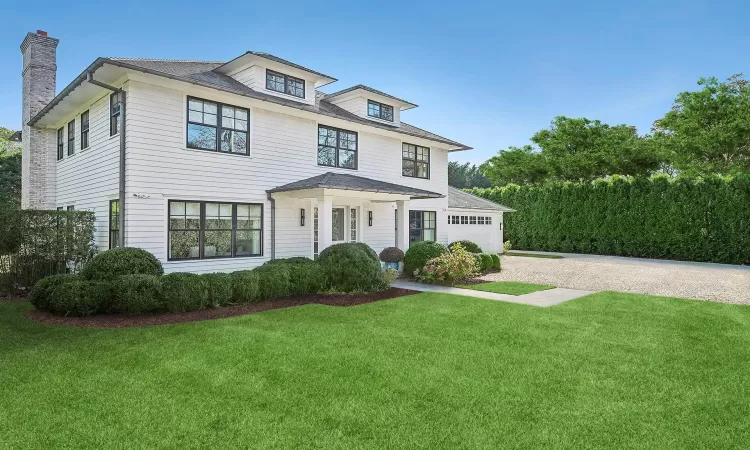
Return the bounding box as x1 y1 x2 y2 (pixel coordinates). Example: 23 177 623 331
447 210 504 253
54 90 120 250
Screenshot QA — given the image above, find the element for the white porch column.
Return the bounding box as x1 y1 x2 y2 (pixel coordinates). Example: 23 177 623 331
318 195 333 253
396 199 410 251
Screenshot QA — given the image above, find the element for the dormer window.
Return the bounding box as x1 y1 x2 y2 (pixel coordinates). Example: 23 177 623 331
367 100 394 122
266 69 305 98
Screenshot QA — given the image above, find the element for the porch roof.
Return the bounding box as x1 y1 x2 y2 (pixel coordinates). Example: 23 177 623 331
267 172 444 199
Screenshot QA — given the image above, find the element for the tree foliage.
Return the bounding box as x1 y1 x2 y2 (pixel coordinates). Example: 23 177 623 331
481 145 549 186
652 73 750 176
448 161 491 188
471 175 750 265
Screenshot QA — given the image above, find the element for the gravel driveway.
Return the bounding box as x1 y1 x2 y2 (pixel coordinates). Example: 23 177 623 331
482 252 750 304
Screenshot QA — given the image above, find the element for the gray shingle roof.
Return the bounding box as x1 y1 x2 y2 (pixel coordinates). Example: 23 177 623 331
214 52 337 82
28 57 471 151
324 84 417 108
447 186 515 211
268 172 444 199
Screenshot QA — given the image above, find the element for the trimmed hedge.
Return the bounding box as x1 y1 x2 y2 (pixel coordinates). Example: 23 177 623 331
264 257 315 266
253 264 293 299
161 273 208 313
48 280 113 316
203 273 233 307
115 274 163 314
490 253 501 270
319 243 384 292
81 247 164 281
28 273 76 311
449 240 483 254
471 175 750 265
478 253 494 271
403 241 449 276
231 270 260 303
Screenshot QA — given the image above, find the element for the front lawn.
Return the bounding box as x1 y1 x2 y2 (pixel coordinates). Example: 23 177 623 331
2 292 750 449
457 280 555 295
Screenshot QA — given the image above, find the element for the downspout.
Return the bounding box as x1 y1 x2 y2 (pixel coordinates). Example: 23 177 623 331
266 192 276 260
86 73 126 247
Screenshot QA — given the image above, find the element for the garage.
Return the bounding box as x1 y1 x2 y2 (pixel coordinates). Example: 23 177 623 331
446 187 514 253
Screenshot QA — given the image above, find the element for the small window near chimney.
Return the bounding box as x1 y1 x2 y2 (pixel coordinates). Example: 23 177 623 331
57 128 64 160
110 92 124 136
67 120 75 156
80 110 89 149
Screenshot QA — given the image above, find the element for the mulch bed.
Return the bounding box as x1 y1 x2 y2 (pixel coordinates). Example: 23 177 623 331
23 287 420 329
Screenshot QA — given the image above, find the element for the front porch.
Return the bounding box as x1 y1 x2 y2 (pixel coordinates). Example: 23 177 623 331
267 172 444 259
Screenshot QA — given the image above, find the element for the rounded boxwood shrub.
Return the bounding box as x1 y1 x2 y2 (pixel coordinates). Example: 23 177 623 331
449 240 483 254
288 262 325 295
264 257 315 266
379 247 404 263
115 274 163 314
318 243 383 292
231 270 260 303
490 253 501 270
403 241 449 276
478 253 494 272
202 273 233 307
48 280 113 316
29 273 77 311
253 264 292 299
353 243 379 263
161 273 209 313
80 247 163 281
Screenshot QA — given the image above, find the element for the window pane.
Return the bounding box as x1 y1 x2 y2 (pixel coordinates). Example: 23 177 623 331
332 208 345 241
368 102 380 117
170 231 200 259
188 124 217 150
339 132 357 150
416 147 429 161
286 77 304 97
319 127 336 146
318 146 336 166
235 109 247 120
204 230 232 257
416 162 429 178
188 110 202 122
403 144 416 159
350 208 357 242
205 202 232 229
188 99 203 111
236 230 261 256
423 229 435 242
221 129 246 154
402 160 415 177
382 105 393 121
338 149 356 169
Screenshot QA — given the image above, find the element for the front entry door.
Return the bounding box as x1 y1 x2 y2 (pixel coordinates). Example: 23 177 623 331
331 207 346 244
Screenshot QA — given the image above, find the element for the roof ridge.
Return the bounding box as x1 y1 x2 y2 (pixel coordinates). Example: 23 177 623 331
106 57 225 64
320 172 335 185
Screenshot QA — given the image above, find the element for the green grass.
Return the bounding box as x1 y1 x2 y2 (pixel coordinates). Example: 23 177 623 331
457 281 555 295
506 251 565 259
2 292 750 449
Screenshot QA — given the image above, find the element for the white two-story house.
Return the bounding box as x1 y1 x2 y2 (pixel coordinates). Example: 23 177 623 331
20 30 510 273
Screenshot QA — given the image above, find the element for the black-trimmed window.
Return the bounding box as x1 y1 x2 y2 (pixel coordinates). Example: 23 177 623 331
318 125 357 169
80 110 89 149
409 211 436 244
469 216 477 225
478 216 485 225
402 143 429 179
461 216 468 225
367 100 394 121
57 128 64 160
66 205 74 211
67 120 75 156
110 92 123 136
265 70 305 98
486 216 492 225
168 200 262 260
109 200 120 249
187 97 249 155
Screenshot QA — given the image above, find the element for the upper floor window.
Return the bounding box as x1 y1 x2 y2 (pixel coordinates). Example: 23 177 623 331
402 143 429 179
56 128 64 160
265 70 305 98
67 120 75 156
367 100 394 122
110 92 123 136
318 125 357 169
186 97 249 155
80 110 89 149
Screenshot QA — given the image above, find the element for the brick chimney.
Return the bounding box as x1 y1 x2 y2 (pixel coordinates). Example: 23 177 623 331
20 30 58 209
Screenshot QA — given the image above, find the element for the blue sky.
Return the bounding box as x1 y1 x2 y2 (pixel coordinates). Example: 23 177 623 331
1 0 748 164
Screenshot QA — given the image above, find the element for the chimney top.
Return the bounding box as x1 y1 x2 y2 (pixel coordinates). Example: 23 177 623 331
36 30 48 37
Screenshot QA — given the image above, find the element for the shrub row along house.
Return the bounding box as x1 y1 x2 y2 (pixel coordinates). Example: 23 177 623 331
20 30 512 273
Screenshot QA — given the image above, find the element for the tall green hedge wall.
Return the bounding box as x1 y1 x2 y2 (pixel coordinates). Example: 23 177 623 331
471 175 750 265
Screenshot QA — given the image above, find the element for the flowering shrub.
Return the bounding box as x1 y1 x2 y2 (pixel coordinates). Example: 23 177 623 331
416 243 478 286
503 240 512 254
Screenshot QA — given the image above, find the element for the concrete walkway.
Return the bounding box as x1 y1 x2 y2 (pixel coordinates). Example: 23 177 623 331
392 280 593 307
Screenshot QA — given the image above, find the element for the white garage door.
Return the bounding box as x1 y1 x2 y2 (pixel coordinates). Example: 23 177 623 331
447 211 502 253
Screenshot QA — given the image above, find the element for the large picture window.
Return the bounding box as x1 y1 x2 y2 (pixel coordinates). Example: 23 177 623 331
109 200 120 249
67 120 75 156
187 97 249 155
318 125 357 169
265 70 305 98
409 210 436 244
367 100 394 121
402 143 429 179
168 200 262 260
